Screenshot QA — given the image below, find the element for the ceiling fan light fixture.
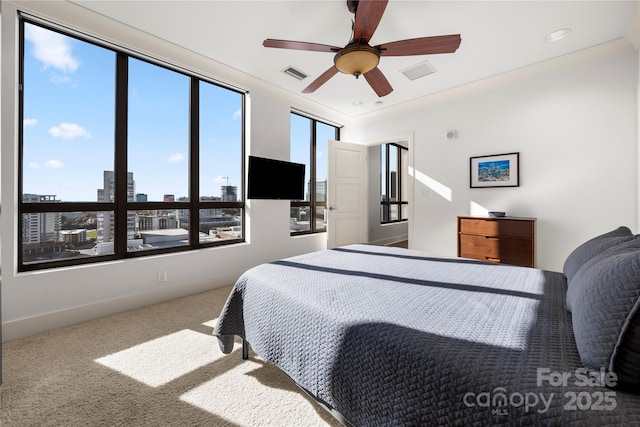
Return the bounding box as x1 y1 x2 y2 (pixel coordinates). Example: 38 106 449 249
264 0 460 95
334 43 380 77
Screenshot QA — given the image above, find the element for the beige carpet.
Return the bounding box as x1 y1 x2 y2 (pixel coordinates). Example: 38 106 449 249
0 286 342 426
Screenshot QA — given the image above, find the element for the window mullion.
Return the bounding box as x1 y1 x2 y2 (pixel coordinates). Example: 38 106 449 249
385 144 391 223
190 78 199 248
114 53 129 257
396 145 402 205
310 120 317 233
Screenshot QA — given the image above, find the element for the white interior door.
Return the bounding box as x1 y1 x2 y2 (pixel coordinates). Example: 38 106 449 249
327 140 367 248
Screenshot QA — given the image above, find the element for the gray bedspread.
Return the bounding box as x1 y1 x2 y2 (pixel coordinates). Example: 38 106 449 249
214 244 640 426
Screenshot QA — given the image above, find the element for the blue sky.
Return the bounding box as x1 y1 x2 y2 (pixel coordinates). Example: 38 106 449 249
22 22 243 202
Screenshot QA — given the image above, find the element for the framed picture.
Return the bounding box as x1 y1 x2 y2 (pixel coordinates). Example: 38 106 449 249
470 152 519 188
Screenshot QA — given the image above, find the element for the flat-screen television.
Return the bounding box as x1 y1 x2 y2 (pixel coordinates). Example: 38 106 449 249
247 155 306 200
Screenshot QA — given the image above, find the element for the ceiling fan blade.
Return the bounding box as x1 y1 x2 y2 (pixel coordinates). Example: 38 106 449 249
263 39 341 53
302 66 339 93
353 0 388 43
376 34 461 56
364 67 393 97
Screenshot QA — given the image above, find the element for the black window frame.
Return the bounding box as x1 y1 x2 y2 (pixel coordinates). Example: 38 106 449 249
18 18 246 272
290 112 340 236
381 143 408 224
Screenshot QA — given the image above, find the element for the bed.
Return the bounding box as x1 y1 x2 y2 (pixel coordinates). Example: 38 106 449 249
214 227 640 426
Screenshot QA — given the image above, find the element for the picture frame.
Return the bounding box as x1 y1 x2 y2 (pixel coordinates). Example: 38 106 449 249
470 152 519 188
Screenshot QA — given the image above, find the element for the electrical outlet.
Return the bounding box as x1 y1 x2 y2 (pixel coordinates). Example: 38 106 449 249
157 271 168 283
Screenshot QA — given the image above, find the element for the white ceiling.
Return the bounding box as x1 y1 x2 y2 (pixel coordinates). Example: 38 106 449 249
70 1 638 118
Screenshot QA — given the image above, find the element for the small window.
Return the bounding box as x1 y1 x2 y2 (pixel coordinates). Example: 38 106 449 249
381 143 408 224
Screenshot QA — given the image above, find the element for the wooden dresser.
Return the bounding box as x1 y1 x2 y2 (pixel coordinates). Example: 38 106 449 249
457 216 536 268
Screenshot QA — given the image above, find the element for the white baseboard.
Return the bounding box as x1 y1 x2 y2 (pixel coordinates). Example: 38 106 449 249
2 271 241 342
369 234 409 247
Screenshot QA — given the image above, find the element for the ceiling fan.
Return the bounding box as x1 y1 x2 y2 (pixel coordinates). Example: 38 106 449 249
263 0 461 97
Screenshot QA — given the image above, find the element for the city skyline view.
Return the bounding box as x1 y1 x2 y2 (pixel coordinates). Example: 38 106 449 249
22 22 244 203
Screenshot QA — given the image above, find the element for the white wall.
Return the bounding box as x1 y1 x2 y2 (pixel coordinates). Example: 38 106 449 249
0 2 338 341
345 50 638 272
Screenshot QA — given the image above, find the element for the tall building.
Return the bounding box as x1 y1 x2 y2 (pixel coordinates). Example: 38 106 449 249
135 193 148 202
221 186 237 202
306 179 327 202
316 180 327 203
97 171 135 242
163 194 175 202
21 194 61 244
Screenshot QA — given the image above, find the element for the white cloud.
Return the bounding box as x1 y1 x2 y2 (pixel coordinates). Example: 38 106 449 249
50 74 74 85
232 109 241 120
49 122 91 140
167 153 184 163
212 176 227 183
25 24 79 73
24 118 38 126
44 160 63 169
29 162 39 170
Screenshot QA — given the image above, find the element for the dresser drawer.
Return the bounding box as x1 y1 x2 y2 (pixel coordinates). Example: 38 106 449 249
458 218 533 238
457 216 536 268
459 234 500 259
460 235 534 267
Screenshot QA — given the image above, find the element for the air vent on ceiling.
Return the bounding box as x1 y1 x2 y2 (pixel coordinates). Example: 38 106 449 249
282 66 308 81
401 61 436 81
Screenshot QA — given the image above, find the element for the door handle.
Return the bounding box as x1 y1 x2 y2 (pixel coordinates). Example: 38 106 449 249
328 206 337 211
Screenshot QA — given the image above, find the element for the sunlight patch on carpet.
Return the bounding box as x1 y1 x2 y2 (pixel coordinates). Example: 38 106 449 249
95 329 224 387
180 359 331 426
201 318 218 328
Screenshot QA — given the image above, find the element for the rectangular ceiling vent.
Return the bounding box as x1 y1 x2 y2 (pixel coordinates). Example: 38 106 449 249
401 61 436 81
282 66 308 81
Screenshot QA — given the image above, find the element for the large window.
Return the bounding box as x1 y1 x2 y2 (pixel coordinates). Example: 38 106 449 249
290 113 340 234
381 143 408 224
19 19 244 271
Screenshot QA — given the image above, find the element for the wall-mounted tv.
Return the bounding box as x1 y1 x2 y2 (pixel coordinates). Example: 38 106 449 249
247 155 306 200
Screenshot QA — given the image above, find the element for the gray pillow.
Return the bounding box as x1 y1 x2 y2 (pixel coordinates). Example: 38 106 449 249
569 238 640 388
563 226 634 288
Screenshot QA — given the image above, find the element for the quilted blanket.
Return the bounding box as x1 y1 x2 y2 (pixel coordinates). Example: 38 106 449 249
214 244 640 426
